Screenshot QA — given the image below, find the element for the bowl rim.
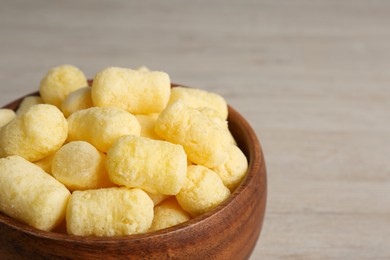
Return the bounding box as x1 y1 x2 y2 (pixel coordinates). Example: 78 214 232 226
0 83 266 244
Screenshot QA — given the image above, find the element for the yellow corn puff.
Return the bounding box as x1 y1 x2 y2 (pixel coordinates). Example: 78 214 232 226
106 135 187 195
39 65 88 107
91 67 170 114
135 113 162 140
197 107 236 145
136 66 150 72
60 87 93 117
149 197 191 232
52 141 113 191
0 108 16 128
211 145 248 191
176 165 230 217
0 104 68 162
67 106 141 153
16 96 43 115
66 187 154 237
146 192 171 206
168 86 228 120
155 101 231 168
34 152 55 174
0 156 70 231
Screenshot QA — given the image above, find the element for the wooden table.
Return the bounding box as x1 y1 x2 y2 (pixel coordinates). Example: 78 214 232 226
1 1 389 259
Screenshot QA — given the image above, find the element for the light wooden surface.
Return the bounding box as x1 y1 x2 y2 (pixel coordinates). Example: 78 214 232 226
1 0 390 259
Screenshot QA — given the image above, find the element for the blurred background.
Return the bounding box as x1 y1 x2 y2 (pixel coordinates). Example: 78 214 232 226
1 0 390 259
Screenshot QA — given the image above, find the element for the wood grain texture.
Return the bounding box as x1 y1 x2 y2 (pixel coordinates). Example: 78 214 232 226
0 89 266 259
1 0 390 259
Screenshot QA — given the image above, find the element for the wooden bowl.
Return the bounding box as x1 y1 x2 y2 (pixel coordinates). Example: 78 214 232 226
0 84 267 259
